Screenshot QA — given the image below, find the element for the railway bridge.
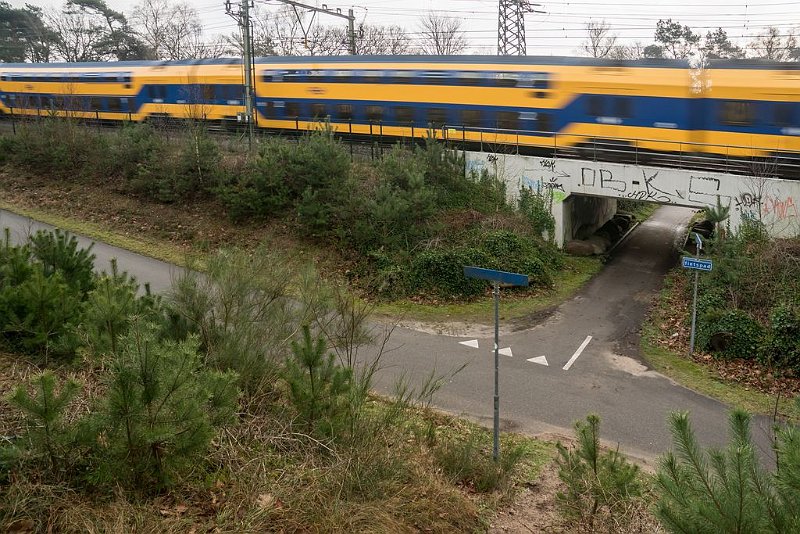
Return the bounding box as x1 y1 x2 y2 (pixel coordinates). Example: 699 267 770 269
464 146 800 248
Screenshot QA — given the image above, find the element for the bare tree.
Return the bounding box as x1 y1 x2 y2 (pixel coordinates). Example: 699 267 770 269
608 41 646 60
48 7 105 61
418 12 468 55
581 20 617 58
131 0 204 60
749 26 799 61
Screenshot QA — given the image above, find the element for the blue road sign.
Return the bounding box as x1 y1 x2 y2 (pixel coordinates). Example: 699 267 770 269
463 266 529 286
682 256 713 272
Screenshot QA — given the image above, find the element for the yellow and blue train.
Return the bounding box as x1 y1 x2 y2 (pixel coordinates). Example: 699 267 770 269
0 55 798 172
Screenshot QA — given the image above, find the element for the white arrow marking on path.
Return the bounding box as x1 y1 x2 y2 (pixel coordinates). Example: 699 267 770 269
527 356 549 366
499 347 513 357
459 339 479 349
563 336 592 371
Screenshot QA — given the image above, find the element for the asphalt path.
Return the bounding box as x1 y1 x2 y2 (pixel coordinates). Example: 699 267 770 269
0 206 775 463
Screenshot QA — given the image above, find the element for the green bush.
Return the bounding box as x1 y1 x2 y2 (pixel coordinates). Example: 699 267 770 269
218 129 352 225
760 304 800 372
698 308 764 360
109 123 164 181
284 325 353 439
86 320 238 489
517 186 555 238
29 229 95 296
410 247 491 299
479 230 553 287
556 414 642 531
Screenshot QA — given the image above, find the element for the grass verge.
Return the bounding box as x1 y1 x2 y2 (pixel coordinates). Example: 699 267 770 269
373 256 604 324
641 282 800 421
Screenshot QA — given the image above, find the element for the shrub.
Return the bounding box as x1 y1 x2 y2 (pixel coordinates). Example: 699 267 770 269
284 325 353 439
217 129 352 225
0 266 83 362
655 409 800 533
86 320 238 489
435 431 524 493
760 304 800 372
517 186 555 238
28 229 95 297
410 247 492 299
698 308 764 360
8 371 80 473
479 230 553 287
556 414 641 531
108 123 164 180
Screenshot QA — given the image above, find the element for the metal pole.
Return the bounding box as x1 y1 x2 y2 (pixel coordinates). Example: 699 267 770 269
348 9 356 55
689 270 699 356
493 280 500 462
241 0 254 148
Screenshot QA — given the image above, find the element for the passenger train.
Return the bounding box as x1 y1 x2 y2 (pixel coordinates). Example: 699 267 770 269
0 55 798 173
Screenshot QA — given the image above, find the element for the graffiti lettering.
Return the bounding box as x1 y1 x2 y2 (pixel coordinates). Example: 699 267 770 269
581 167 596 187
540 158 556 171
487 154 498 163
762 195 798 221
625 169 676 203
542 176 565 192
599 169 626 192
734 193 761 211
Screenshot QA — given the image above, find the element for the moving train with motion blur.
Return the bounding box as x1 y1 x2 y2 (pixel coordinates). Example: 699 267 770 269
0 55 799 175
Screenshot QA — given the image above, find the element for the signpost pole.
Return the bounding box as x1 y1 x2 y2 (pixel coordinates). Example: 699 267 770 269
688 233 703 357
493 280 500 462
689 269 699 356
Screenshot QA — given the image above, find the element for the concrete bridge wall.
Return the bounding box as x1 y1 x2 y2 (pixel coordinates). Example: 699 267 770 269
465 151 800 247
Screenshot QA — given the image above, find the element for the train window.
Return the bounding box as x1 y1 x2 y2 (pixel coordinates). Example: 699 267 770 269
203 84 215 101
720 100 753 126
284 102 300 118
284 70 304 82
120 98 129 112
495 72 519 88
427 108 447 128
366 105 384 121
497 111 520 130
615 97 632 118
394 106 414 124
538 112 553 132
89 97 103 110
336 104 353 120
390 71 415 83
587 96 603 117
330 70 354 83
262 71 284 83
773 103 794 127
108 98 121 112
461 109 483 128
362 71 382 84
460 71 483 85
421 71 450 85
310 103 328 119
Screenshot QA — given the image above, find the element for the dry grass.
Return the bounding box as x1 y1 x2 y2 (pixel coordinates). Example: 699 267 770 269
0 351 555 533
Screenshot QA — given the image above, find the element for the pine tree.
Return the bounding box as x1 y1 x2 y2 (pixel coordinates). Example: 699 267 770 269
89 319 238 489
655 409 800 533
81 258 157 357
284 325 352 438
8 371 80 472
555 414 641 530
29 228 96 296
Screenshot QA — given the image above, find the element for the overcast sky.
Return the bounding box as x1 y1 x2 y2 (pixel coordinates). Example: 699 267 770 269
8 0 800 56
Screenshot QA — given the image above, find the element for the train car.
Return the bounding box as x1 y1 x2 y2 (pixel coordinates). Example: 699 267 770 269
699 60 800 166
251 55 695 157
0 59 247 127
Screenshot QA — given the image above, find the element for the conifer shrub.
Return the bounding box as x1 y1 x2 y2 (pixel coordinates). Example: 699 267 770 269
85 320 238 489
655 408 800 533
28 228 95 296
284 325 353 439
7 371 80 473
697 308 764 360
555 414 642 531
